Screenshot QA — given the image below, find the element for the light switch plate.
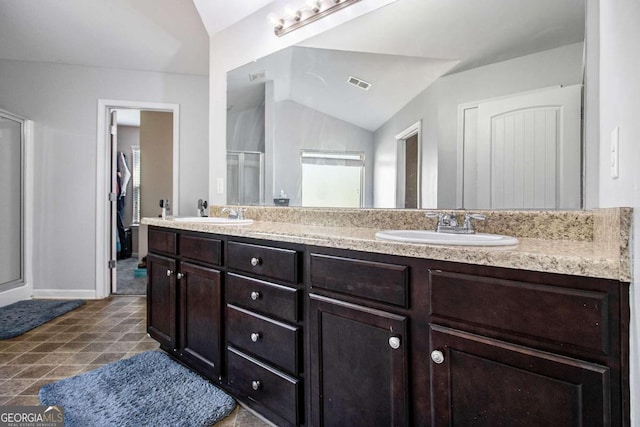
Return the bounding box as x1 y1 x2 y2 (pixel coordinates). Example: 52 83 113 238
611 126 619 179
216 177 224 194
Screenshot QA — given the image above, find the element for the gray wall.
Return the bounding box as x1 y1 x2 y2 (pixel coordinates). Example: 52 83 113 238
0 58 208 297
274 100 374 206
227 105 265 152
373 42 584 209
140 111 173 222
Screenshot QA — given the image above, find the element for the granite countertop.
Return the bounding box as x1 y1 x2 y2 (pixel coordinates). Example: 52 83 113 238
142 209 631 282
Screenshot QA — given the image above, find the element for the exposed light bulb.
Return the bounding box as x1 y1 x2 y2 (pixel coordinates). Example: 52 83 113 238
306 0 320 12
267 13 284 30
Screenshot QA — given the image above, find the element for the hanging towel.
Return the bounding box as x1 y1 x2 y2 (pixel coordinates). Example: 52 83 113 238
118 152 132 197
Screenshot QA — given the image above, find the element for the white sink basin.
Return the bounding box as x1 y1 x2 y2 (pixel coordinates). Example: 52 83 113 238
375 230 519 246
173 217 254 225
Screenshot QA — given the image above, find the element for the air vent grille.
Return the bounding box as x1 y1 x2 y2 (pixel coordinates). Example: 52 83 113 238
249 70 266 82
347 75 371 91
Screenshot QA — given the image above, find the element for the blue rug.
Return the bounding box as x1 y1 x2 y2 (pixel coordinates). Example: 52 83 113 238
0 299 86 339
39 350 236 427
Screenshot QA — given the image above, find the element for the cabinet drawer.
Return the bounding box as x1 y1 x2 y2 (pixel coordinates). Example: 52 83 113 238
227 241 298 283
429 270 611 355
227 347 301 426
227 273 299 322
309 253 409 308
227 304 300 374
148 228 177 255
179 234 222 266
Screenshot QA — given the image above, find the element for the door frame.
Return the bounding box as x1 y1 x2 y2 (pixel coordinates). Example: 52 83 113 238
95 99 180 299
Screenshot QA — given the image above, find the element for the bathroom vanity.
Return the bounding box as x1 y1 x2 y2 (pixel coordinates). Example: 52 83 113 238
143 208 630 426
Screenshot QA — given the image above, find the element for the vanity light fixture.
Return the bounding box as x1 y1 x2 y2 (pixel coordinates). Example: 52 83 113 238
270 0 361 37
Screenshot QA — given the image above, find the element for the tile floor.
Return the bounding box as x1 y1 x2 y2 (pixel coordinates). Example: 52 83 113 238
0 296 268 427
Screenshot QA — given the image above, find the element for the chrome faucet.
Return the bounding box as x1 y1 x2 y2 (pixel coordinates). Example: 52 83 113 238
197 199 208 217
425 211 486 234
222 207 247 220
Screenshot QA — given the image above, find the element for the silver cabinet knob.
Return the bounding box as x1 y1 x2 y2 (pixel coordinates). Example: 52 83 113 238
250 291 261 301
250 332 262 342
250 257 261 267
176 272 184 280
166 269 173 276
388 336 401 349
251 380 262 391
431 350 445 364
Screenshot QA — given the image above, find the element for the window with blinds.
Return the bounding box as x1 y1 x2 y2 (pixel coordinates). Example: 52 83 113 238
131 146 141 224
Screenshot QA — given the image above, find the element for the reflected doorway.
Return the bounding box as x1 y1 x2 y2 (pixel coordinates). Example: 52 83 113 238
396 122 422 209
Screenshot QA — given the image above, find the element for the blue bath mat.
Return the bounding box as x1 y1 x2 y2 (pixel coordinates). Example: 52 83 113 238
39 350 236 427
0 299 85 339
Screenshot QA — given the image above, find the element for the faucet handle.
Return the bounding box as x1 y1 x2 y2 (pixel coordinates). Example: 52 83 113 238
221 207 238 219
425 211 443 231
237 208 247 220
463 213 486 233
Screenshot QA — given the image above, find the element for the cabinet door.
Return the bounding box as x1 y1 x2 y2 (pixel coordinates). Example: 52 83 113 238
147 254 177 350
430 324 611 427
309 294 409 427
179 261 223 380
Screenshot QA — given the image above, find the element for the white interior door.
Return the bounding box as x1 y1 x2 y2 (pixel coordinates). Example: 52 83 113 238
109 110 118 293
466 85 581 209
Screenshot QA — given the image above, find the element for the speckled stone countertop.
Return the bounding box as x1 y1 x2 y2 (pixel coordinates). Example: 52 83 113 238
142 207 632 282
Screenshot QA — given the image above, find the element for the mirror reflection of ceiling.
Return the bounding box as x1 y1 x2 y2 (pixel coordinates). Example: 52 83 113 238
227 0 585 132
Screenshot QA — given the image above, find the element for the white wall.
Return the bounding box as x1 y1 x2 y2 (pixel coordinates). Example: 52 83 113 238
0 58 208 298
373 42 584 209
274 100 374 206
596 0 640 423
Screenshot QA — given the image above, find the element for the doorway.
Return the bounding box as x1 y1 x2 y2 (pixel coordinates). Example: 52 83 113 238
96 100 180 299
395 121 422 209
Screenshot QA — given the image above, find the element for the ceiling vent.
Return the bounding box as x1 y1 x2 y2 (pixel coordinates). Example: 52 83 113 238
249 70 266 82
347 75 371 91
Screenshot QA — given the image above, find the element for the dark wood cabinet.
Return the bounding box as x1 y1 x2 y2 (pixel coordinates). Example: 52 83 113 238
224 238 304 427
308 294 409 427
178 261 223 380
147 227 224 382
429 324 611 426
146 253 177 350
428 267 626 426
146 227 629 427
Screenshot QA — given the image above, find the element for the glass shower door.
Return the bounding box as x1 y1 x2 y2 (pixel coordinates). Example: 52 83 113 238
0 113 23 291
227 151 264 205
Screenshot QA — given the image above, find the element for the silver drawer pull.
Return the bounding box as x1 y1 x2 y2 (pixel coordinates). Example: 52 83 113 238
250 332 262 342
251 380 262 391
250 257 261 267
431 350 445 364
250 291 261 301
176 272 184 280
388 336 401 350
166 269 173 277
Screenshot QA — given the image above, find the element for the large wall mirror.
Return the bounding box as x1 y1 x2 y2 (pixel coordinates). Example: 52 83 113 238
227 0 585 210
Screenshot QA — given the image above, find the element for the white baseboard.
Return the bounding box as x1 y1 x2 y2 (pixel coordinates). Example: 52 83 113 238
0 285 33 307
32 289 97 300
